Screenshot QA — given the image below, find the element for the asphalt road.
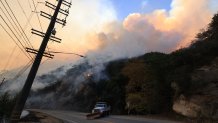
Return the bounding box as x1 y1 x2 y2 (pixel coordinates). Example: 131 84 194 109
32 110 183 123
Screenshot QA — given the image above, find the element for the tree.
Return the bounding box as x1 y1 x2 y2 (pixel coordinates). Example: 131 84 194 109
123 59 162 114
0 92 16 118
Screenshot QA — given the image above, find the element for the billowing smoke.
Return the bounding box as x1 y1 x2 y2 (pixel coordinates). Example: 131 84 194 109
0 65 70 94
36 0 218 72
85 0 218 64
1 0 218 94
0 0 116 93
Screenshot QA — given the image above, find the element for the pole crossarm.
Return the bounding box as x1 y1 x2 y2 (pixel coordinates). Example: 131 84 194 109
10 0 66 122
45 1 69 16
31 28 62 43
63 0 72 7
26 47 54 59
40 11 66 26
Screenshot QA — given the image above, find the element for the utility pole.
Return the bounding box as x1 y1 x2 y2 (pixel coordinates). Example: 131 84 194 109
10 0 71 122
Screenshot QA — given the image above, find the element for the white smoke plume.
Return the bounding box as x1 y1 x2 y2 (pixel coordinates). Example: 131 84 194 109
1 0 218 93
85 0 218 64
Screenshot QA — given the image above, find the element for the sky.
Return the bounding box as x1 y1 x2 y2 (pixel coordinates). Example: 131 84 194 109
110 0 172 20
0 0 218 84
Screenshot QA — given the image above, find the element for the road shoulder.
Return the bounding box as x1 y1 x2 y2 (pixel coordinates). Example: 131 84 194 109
19 110 63 123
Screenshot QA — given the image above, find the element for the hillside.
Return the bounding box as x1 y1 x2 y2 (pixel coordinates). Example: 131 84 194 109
2 12 218 120
29 12 218 115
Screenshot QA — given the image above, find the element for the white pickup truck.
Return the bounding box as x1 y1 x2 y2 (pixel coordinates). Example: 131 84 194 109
91 102 111 116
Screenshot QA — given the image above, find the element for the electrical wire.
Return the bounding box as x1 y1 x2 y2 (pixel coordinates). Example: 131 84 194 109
7 48 22 71
50 51 86 58
0 19 33 60
0 0 68 86
31 0 52 54
11 59 33 81
27 0 33 11
0 56 33 86
22 2 40 33
15 0 37 50
41 57 51 65
31 0 44 32
0 4 31 49
0 0 74 85
11 57 51 82
2 45 17 72
3 0 34 49
0 1 32 51
16 0 33 28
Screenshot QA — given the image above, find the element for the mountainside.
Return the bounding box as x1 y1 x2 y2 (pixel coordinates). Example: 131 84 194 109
25 12 218 120
173 58 218 119
27 61 109 112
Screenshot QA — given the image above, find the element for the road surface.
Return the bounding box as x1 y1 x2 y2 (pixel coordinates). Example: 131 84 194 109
31 110 183 123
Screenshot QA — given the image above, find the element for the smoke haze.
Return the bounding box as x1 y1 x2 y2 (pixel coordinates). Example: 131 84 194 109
85 0 218 64
1 0 218 92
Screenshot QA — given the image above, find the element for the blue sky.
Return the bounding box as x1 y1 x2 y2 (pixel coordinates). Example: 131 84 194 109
110 0 172 20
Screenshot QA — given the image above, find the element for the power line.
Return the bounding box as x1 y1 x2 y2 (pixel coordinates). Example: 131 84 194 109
15 0 37 49
0 19 32 60
14 0 52 59
2 45 17 72
0 59 33 86
42 57 50 64
0 4 30 48
16 60 33 79
0 15 33 60
31 0 52 54
10 0 66 121
16 0 33 28
0 60 33 88
8 47 23 71
23 2 39 32
23 13 34 31
50 51 86 58
3 0 34 49
0 13 29 53
0 1 33 50
11 60 33 81
27 0 33 11
22 0 40 32
10 57 50 84
31 0 44 32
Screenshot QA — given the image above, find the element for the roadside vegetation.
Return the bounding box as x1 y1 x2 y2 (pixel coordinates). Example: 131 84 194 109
2 12 218 121
88 12 218 115
0 92 16 119
31 12 218 115
87 14 218 114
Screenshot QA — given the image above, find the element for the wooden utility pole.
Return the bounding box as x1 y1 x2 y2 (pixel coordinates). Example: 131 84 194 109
10 0 64 122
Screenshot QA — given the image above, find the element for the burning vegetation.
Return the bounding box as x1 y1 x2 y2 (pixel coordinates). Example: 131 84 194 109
1 10 218 122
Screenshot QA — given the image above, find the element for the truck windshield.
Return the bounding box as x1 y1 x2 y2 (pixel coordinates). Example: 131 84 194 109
95 104 105 107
